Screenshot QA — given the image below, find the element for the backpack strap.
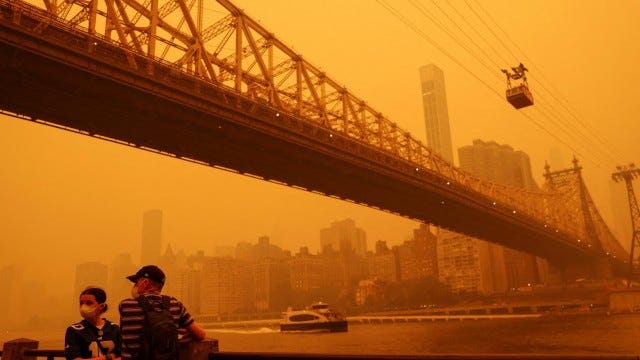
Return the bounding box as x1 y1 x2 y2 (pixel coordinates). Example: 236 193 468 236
161 296 171 312
137 295 155 314
138 295 171 314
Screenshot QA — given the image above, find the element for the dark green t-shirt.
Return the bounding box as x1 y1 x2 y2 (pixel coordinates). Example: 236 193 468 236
64 319 122 360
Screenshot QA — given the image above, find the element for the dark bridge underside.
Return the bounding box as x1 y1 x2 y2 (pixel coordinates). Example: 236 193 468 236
0 10 612 270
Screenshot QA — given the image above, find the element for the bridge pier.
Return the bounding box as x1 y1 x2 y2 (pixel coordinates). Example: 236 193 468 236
1 339 38 360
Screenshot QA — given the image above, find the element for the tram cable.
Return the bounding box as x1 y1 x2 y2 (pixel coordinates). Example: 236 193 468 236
466 0 626 165
376 0 589 164
381 0 623 171
407 0 502 82
459 0 612 162
439 0 512 68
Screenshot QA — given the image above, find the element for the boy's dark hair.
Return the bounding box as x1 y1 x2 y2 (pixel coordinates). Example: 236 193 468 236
80 287 108 313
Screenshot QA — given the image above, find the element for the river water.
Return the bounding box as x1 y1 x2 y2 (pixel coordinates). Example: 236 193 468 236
206 314 640 356
4 314 639 356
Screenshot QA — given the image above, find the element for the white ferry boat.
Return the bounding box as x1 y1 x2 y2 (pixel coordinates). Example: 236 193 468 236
280 302 348 332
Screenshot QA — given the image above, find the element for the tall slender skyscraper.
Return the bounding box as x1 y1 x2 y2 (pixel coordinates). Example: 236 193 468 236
420 64 454 164
141 209 163 265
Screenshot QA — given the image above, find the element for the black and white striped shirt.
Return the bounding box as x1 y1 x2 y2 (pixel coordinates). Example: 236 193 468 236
118 292 195 360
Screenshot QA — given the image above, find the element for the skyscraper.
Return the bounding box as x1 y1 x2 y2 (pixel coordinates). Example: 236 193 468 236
141 209 162 265
74 261 108 313
320 218 367 256
458 140 538 190
396 224 438 281
109 253 137 306
0 265 23 326
457 139 541 289
419 64 454 163
200 256 250 316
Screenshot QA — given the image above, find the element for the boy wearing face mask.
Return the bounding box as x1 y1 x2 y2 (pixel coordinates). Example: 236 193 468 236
65 287 123 360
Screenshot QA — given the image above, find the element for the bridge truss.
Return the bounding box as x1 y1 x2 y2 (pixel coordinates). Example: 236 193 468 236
0 0 629 268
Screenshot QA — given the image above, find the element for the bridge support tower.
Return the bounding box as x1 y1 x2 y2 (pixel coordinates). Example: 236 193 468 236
544 158 613 282
612 163 640 285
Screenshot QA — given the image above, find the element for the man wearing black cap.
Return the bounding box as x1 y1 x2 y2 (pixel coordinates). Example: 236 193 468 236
118 265 206 360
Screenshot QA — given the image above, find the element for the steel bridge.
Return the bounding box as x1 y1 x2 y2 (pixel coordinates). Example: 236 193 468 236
0 0 629 275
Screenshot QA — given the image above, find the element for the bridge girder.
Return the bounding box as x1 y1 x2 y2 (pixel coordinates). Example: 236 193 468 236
0 0 629 273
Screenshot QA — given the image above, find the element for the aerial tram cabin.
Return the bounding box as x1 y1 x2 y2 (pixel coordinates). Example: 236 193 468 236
502 63 534 109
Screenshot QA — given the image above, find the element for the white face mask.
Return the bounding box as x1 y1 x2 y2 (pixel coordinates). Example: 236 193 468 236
131 284 140 299
80 304 98 320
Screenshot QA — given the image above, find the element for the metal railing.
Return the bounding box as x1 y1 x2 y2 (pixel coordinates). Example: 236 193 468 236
0 349 65 360
1 345 639 360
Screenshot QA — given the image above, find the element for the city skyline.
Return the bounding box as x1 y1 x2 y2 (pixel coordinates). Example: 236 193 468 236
0 217 438 326
1 1 639 299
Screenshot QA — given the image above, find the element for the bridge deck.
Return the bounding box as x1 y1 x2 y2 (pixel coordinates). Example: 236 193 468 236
0 0 625 271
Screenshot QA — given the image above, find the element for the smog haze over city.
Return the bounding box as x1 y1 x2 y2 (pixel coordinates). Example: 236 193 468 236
1 0 640 352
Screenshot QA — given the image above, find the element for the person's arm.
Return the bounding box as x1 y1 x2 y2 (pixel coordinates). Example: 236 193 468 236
185 321 206 341
176 299 206 341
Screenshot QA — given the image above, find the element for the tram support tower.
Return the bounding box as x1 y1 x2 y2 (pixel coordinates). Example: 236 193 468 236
612 163 640 286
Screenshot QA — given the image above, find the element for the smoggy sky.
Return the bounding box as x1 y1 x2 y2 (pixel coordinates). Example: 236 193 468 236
1 0 639 294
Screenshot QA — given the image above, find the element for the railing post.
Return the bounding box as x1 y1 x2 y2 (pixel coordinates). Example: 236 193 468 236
1 339 39 360
179 338 219 360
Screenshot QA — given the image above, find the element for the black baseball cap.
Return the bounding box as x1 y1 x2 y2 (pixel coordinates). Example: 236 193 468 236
126 265 166 285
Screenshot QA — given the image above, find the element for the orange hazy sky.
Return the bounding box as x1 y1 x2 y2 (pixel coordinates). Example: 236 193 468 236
1 0 639 294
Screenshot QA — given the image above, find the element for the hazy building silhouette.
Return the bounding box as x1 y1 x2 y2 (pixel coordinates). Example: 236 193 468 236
158 244 192 303
185 250 207 315
0 265 23 326
396 224 438 281
419 64 454 163
366 254 397 283
74 262 108 313
235 241 253 262
200 256 251 316
234 236 289 262
437 229 504 294
459 140 537 190
253 258 290 312
374 240 390 255
367 241 397 283
320 218 367 256
289 247 323 292
457 139 541 290
355 278 385 306
141 209 162 265
108 253 137 305
215 245 235 257
322 251 367 292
